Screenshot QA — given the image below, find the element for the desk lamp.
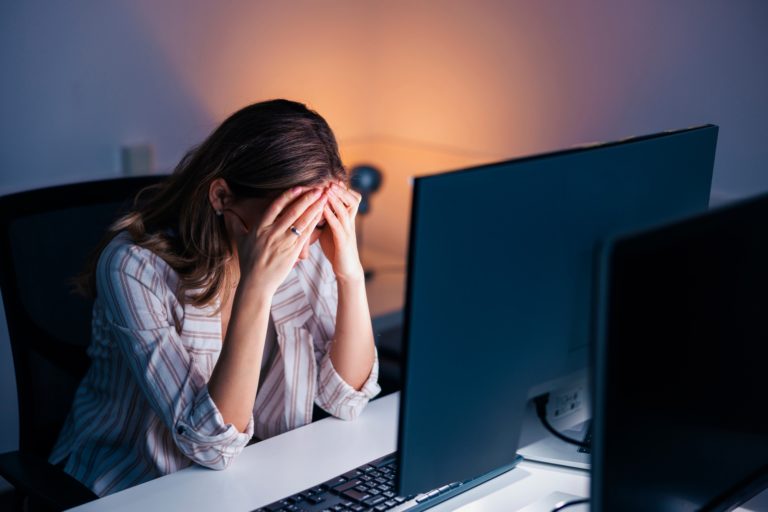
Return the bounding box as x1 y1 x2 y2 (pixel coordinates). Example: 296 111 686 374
349 164 382 280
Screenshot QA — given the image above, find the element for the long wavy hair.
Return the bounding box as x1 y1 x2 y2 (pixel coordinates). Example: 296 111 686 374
76 99 346 309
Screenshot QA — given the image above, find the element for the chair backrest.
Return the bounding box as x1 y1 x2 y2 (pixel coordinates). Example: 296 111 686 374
0 176 165 457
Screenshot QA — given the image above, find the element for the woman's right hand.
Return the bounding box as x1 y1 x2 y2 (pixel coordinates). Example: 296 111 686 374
230 186 328 299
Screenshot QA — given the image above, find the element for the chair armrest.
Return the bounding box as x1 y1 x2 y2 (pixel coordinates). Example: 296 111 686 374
0 450 97 511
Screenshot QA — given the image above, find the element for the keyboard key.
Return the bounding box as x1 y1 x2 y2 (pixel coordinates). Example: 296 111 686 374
426 490 440 499
342 489 370 502
335 479 362 493
264 499 292 510
323 476 348 488
354 485 369 493
414 493 429 503
384 499 397 507
374 505 389 512
364 496 386 507
438 485 451 494
394 496 406 504
383 491 396 499
373 455 397 468
341 469 363 480
376 484 390 492
350 505 366 512
307 495 326 505
368 488 381 496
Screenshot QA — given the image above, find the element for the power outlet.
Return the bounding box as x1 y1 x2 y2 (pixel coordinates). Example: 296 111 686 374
121 144 154 176
550 385 584 420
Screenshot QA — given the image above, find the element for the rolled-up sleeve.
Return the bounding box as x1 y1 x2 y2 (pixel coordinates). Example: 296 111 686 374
316 343 380 420
311 251 380 420
98 242 252 469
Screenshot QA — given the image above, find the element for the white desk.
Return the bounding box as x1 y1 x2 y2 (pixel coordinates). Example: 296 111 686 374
66 393 590 512
67 392 768 512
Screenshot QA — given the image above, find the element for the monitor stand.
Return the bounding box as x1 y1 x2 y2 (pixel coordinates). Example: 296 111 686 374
518 417 591 470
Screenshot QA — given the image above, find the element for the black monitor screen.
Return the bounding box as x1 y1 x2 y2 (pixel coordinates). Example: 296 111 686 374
593 194 768 511
397 125 718 496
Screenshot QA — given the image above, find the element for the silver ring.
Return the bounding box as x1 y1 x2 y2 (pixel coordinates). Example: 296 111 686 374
290 225 302 237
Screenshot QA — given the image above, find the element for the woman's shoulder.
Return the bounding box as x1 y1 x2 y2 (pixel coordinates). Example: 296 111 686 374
96 231 179 295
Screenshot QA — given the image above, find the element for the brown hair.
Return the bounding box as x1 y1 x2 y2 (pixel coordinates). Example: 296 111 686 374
76 99 346 309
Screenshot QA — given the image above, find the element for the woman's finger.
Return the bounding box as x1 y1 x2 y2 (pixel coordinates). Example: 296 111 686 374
327 190 352 229
288 191 328 234
272 188 325 233
290 208 324 259
322 204 344 237
260 186 308 227
331 183 361 215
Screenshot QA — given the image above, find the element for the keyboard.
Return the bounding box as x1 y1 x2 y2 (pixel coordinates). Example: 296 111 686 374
252 452 463 512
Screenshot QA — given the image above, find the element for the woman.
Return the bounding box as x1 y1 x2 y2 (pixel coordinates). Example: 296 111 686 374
49 99 380 496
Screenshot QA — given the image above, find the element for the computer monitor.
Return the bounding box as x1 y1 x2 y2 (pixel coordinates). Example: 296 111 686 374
592 193 768 512
397 125 718 496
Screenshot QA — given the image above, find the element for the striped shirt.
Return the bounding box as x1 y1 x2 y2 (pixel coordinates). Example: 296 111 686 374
49 232 380 496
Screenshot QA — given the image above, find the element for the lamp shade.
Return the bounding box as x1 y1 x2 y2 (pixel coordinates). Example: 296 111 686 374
349 164 382 215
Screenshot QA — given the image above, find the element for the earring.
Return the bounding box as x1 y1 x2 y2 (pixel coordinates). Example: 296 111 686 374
215 209 222 216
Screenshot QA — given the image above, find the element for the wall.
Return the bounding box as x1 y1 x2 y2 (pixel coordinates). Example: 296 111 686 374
2 0 768 457
0 0 372 194
358 0 768 257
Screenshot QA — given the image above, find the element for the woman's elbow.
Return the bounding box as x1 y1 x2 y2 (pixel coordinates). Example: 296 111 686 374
183 447 241 470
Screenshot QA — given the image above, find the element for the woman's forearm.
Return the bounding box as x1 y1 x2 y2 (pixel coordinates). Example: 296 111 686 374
208 281 272 432
329 276 376 390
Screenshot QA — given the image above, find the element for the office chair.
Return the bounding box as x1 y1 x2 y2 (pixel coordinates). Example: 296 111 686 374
0 176 165 511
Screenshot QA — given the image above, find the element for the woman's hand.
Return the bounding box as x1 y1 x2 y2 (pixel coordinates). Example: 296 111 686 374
226 186 328 298
320 181 365 283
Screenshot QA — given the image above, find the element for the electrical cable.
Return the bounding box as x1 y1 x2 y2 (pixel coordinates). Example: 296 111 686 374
534 393 590 448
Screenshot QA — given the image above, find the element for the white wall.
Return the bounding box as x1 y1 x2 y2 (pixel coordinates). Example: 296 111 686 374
2 0 768 456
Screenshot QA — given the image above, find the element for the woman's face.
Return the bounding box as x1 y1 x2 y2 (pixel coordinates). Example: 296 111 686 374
223 183 329 265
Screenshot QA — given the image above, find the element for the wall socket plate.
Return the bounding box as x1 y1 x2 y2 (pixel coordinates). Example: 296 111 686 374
121 144 154 176
550 384 584 420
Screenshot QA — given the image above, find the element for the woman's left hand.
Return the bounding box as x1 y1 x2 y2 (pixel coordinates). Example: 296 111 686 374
320 180 365 283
